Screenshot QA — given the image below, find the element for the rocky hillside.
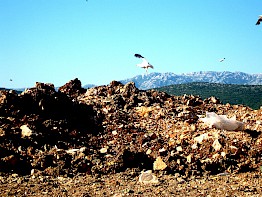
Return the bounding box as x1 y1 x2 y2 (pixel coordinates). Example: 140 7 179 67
120 71 262 89
0 78 262 179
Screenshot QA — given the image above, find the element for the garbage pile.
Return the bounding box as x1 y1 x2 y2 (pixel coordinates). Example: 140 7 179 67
0 78 262 178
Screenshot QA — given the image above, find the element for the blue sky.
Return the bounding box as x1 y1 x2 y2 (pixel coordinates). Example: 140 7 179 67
1 0 262 88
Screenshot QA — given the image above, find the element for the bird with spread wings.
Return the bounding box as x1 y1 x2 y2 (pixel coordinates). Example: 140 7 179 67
219 58 225 62
134 54 154 73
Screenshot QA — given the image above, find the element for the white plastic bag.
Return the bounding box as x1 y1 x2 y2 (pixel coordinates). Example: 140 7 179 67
199 112 245 131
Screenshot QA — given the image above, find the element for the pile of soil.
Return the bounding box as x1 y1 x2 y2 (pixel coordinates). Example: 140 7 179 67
0 78 261 196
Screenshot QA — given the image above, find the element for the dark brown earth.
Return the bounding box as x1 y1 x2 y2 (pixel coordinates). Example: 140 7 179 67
0 78 262 196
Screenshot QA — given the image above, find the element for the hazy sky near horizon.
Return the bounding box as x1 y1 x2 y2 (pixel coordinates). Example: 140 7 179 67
1 0 262 88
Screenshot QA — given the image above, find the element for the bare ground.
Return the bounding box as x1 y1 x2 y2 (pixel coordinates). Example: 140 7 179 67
1 170 262 196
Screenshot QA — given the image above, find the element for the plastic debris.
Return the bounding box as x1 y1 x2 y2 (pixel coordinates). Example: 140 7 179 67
199 112 245 131
138 170 159 184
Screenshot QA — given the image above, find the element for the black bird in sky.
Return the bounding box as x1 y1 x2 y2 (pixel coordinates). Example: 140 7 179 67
256 15 262 25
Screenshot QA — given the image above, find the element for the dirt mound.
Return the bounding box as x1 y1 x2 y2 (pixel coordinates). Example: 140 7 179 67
0 79 262 178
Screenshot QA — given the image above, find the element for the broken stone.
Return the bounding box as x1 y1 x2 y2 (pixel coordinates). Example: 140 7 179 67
176 146 183 152
194 133 209 144
212 139 222 151
20 125 33 138
153 156 167 171
186 154 192 163
100 147 108 154
146 149 152 155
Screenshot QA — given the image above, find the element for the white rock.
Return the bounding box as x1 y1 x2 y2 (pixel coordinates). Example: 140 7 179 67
212 139 222 151
66 149 80 155
194 133 209 144
159 147 166 152
186 154 192 163
191 143 198 149
146 149 152 155
20 125 33 138
100 147 107 154
176 146 182 152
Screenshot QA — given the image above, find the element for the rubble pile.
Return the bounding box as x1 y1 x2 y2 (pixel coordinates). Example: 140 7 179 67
0 79 262 178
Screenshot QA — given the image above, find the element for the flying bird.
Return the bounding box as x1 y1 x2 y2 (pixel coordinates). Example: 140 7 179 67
134 54 154 73
219 58 225 62
256 15 262 25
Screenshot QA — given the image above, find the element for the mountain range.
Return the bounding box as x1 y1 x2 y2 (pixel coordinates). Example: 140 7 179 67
2 71 262 92
120 71 262 90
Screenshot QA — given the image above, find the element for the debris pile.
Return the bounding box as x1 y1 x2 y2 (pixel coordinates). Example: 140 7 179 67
0 79 262 178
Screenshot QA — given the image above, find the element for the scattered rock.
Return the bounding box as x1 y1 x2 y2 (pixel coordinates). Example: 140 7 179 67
0 78 262 178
